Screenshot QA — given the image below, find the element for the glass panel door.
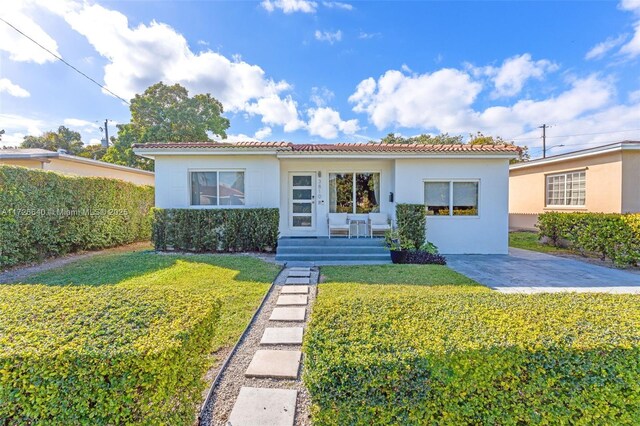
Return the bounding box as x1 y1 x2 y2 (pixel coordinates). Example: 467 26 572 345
290 173 315 229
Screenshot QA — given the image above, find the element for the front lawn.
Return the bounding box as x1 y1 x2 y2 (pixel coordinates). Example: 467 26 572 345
509 231 569 254
1 250 279 425
305 266 640 425
321 264 480 287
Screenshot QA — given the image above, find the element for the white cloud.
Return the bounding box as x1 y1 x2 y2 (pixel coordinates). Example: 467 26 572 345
314 30 342 44
358 31 380 40
211 133 260 143
0 114 46 147
307 107 359 139
588 0 640 59
347 63 636 154
261 0 317 14
245 95 305 132
0 2 61 64
585 35 627 59
322 2 353 10
0 79 30 97
38 0 305 134
310 86 335 107
349 68 482 130
254 127 272 140
485 54 558 97
620 21 640 57
63 118 100 132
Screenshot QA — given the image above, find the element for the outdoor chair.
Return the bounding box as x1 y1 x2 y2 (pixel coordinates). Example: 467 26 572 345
368 212 391 237
328 213 350 238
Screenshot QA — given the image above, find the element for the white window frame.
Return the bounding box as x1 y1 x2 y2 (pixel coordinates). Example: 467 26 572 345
545 170 586 208
328 171 382 214
423 179 480 218
188 169 245 208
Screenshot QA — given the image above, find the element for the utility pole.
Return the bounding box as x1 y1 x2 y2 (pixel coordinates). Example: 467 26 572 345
539 124 548 158
104 119 109 147
99 119 110 148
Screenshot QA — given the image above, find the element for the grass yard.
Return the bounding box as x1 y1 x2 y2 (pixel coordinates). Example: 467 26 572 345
305 266 640 425
509 231 569 254
0 249 279 425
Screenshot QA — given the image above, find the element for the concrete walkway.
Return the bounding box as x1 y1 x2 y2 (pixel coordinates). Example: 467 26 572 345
447 248 640 294
227 267 315 425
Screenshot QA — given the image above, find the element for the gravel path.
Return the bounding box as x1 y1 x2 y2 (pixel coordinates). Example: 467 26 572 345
200 267 319 426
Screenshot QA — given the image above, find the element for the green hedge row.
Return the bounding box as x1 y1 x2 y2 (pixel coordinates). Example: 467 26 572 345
0 283 222 424
395 204 426 250
538 212 640 266
152 208 279 252
304 284 640 424
0 166 154 268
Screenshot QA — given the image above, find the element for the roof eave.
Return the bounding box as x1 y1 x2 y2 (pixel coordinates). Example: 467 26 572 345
510 141 640 170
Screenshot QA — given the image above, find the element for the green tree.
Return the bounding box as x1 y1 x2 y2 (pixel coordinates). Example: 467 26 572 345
21 126 85 155
468 131 529 163
103 82 230 170
377 132 464 145
76 144 108 161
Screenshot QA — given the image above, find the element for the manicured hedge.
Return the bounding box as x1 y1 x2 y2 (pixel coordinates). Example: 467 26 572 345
305 284 640 424
0 166 153 268
395 203 426 250
0 283 222 425
538 212 640 266
152 208 279 252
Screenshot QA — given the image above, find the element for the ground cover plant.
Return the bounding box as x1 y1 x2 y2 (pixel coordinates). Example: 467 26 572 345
509 231 570 254
306 266 640 425
0 249 279 425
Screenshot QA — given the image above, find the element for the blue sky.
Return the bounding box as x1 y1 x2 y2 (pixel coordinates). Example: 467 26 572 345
1 0 639 158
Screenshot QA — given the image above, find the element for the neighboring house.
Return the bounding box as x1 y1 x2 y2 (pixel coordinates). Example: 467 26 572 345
134 141 518 254
0 148 154 186
509 141 640 230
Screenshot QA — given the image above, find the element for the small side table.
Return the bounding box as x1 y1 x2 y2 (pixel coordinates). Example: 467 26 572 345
348 218 367 238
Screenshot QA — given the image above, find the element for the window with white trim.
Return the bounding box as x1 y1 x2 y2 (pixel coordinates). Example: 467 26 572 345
546 171 585 207
424 181 479 216
190 171 245 206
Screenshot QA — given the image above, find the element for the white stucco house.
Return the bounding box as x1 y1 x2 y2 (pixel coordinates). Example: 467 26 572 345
134 141 519 254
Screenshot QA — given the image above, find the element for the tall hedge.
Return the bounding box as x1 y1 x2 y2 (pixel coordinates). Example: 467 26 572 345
152 208 279 252
538 212 640 266
396 203 427 250
0 166 154 268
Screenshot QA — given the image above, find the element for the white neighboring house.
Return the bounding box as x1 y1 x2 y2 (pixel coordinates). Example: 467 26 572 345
133 141 519 254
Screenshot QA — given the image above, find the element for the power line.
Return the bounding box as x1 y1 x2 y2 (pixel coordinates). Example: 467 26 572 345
509 128 640 142
0 17 130 105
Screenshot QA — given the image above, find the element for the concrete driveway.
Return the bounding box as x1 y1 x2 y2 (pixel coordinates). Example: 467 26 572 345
447 248 640 293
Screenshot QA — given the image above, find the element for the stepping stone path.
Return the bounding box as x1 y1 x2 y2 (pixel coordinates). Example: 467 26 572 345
228 387 297 425
276 294 308 306
227 266 315 425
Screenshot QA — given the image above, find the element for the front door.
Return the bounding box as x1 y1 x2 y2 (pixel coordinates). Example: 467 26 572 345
289 173 315 230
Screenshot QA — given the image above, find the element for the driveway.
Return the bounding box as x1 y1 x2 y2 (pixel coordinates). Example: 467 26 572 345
447 248 640 293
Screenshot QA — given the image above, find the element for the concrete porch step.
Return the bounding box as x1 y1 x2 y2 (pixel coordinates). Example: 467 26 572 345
277 246 389 254
278 237 385 247
276 253 391 262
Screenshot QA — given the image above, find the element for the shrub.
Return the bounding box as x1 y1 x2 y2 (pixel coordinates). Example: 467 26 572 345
0 283 222 425
404 251 446 265
538 212 640 265
305 284 640 425
152 208 279 252
0 166 154 268
395 204 426 250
